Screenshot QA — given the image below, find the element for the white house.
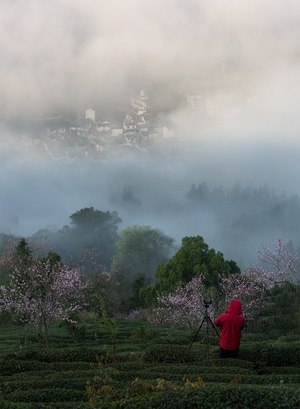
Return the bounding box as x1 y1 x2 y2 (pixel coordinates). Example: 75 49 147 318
85 109 96 122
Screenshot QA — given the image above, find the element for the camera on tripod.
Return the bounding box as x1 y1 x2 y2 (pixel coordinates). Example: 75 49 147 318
189 297 219 349
203 298 212 309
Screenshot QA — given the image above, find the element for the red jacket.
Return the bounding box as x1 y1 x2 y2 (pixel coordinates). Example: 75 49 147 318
214 299 245 350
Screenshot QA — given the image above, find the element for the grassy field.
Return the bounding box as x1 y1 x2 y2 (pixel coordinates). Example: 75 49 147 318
0 318 299 408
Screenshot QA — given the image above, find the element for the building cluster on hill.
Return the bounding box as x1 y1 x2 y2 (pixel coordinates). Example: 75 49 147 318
1 84 248 165
0 90 178 165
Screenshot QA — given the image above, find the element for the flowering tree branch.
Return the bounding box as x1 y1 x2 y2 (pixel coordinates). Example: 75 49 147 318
0 239 88 345
256 237 299 285
149 276 212 333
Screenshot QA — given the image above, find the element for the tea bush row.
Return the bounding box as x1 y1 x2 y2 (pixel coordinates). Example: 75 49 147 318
4 388 86 403
238 342 300 366
3 346 106 363
91 385 300 409
1 386 299 409
2 364 299 393
2 342 299 367
0 378 87 395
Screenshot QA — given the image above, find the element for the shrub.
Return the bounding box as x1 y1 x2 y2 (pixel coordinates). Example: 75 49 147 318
143 345 196 364
238 342 300 366
5 388 85 403
0 359 48 376
90 385 300 409
4 346 106 363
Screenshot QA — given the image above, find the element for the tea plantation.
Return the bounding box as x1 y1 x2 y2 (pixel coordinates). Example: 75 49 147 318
0 319 299 408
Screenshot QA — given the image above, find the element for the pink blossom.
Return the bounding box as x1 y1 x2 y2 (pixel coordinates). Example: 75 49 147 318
0 253 87 344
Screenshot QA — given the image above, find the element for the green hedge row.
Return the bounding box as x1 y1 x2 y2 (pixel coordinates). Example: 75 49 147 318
2 384 298 409
0 359 48 376
143 345 197 363
3 342 299 367
3 347 106 363
2 368 299 395
142 342 300 366
0 402 93 409
98 385 300 409
239 342 300 366
0 378 87 395
4 388 86 403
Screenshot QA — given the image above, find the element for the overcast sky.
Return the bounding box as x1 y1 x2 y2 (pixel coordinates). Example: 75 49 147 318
1 0 299 118
0 0 299 260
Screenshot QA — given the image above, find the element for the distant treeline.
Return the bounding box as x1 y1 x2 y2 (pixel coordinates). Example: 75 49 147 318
0 182 299 275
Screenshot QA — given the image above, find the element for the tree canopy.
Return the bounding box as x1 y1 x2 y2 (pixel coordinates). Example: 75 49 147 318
0 239 87 345
112 225 176 279
150 235 240 296
54 207 122 267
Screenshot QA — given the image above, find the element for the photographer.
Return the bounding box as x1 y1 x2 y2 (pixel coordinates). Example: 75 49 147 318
214 299 245 358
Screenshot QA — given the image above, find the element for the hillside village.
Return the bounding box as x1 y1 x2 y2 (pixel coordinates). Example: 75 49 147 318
1 85 248 165
1 90 179 165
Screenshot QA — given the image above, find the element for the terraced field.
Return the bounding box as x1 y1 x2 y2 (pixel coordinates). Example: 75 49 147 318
0 319 299 408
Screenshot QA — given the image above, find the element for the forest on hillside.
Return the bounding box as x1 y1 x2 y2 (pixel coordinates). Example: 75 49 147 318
1 180 299 276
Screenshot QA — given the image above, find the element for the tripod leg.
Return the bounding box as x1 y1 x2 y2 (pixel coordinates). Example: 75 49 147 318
189 317 205 348
207 316 219 338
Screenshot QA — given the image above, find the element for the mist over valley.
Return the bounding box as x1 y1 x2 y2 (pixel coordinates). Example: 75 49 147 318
1 0 299 269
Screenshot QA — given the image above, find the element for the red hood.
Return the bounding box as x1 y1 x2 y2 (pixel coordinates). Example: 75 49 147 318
225 299 243 315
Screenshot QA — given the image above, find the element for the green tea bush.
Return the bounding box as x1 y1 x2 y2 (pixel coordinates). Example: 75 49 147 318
238 342 300 366
28 404 96 409
143 345 196 364
91 385 300 409
0 401 29 409
207 358 254 369
260 366 300 375
1 378 88 395
133 362 253 377
0 359 48 376
47 361 97 371
4 346 106 363
201 373 300 385
155 335 191 345
262 343 300 366
5 388 85 403
130 325 157 343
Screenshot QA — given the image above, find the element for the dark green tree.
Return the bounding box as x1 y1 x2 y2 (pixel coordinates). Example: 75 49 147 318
118 274 151 312
111 225 176 279
147 235 240 298
55 207 122 267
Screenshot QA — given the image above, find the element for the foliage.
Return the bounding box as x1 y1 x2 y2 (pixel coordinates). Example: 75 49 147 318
41 207 122 268
236 341 300 367
218 269 269 322
0 239 87 345
143 345 196 364
112 225 176 278
4 345 107 363
149 275 209 332
256 237 300 284
5 388 85 403
108 386 300 409
146 237 300 333
148 236 240 299
0 318 299 409
231 237 300 328
93 292 117 355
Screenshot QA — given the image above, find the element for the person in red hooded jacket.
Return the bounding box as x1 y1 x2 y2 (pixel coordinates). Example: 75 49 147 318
214 299 245 358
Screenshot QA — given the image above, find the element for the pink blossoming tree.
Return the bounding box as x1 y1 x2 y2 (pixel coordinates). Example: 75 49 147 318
150 275 213 334
149 238 299 330
218 267 269 323
256 237 299 285
0 239 87 345
216 237 299 322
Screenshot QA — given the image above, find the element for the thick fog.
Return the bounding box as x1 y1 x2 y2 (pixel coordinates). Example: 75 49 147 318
1 0 300 267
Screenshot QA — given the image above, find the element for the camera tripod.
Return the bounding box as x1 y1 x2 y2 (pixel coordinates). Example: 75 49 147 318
189 304 219 350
